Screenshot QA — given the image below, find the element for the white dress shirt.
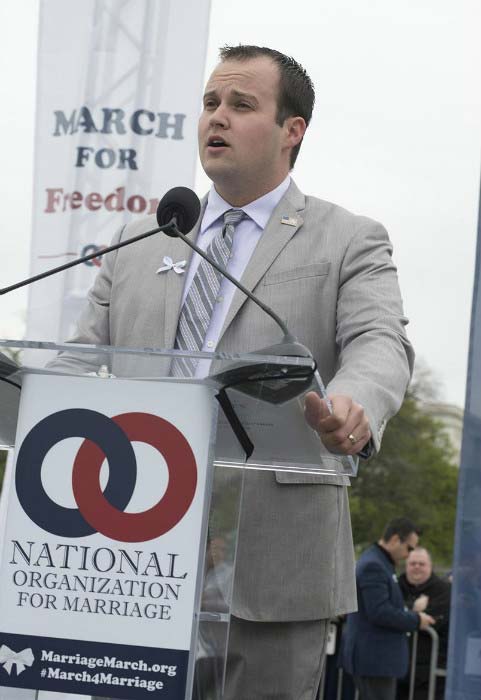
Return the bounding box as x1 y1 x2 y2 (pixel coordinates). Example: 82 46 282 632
181 175 291 353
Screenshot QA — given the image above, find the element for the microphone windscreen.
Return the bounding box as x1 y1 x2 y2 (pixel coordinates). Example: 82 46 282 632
156 187 201 235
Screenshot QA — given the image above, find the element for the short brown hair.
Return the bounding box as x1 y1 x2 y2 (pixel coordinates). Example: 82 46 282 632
219 45 315 168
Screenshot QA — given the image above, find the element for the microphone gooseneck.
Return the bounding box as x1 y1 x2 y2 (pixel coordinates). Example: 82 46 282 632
157 188 315 407
157 189 311 359
1 184 312 366
0 187 202 297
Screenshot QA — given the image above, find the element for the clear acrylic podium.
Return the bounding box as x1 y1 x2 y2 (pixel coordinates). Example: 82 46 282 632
0 340 357 700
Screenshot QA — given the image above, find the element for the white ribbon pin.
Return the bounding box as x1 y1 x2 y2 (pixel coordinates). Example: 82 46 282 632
0 645 34 675
156 256 186 275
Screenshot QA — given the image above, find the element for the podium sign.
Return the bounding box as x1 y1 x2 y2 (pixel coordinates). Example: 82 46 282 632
0 373 216 699
0 339 357 699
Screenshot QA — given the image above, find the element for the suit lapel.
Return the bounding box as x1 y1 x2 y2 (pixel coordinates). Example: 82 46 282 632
163 198 207 348
218 181 305 343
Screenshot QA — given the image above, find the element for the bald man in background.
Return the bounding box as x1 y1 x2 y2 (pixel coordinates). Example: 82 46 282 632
398 547 451 700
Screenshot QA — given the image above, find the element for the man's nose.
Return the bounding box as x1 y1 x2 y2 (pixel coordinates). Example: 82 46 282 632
209 104 229 128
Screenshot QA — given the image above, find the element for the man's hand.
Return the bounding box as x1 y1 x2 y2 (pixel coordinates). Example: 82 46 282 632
418 612 435 629
413 594 429 613
303 392 371 456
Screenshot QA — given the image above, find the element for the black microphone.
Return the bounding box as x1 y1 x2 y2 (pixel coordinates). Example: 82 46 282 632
156 186 201 236
156 188 315 403
0 191 198 297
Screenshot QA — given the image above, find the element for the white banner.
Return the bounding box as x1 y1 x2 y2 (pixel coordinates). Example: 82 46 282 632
27 0 211 343
0 374 214 698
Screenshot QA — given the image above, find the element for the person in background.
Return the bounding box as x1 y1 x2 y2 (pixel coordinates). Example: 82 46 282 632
340 518 435 700
397 547 451 700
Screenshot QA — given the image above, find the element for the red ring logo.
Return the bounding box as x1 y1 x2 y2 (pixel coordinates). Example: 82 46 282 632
16 410 197 543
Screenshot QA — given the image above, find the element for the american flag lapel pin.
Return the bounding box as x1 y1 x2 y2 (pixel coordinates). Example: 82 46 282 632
281 215 298 227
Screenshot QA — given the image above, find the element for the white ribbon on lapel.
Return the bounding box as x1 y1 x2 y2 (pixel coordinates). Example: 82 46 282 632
0 645 34 675
156 256 186 275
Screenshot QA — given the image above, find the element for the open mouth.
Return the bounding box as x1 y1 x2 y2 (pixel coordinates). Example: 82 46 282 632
207 136 229 148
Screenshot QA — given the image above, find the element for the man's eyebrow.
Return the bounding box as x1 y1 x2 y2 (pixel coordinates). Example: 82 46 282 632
202 89 258 105
231 90 258 104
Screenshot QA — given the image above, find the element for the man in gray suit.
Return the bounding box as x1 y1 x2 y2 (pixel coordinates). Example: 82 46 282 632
71 45 413 699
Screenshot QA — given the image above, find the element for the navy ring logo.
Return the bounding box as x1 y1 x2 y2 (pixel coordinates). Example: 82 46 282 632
15 409 197 542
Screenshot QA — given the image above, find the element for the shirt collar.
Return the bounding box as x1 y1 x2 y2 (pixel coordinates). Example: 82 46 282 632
200 175 291 234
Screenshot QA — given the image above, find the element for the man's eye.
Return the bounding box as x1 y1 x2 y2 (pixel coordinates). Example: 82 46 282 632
204 101 217 110
236 102 252 110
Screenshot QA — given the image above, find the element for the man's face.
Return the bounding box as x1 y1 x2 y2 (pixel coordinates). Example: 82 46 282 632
406 549 432 585
198 56 298 204
390 531 419 564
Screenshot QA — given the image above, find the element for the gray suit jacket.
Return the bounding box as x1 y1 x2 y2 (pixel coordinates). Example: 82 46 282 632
68 180 414 621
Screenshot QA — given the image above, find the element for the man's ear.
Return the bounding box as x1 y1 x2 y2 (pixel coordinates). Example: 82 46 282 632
284 116 307 148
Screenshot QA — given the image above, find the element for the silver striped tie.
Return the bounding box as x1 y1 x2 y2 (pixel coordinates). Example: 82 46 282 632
173 208 245 376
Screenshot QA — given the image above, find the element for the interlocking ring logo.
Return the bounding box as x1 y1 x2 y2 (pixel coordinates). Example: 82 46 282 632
15 409 197 542
81 243 106 267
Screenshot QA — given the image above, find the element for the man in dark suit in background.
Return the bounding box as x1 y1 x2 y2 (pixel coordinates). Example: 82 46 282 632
340 518 435 700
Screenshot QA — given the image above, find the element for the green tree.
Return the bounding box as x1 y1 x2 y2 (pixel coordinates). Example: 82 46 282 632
349 389 458 567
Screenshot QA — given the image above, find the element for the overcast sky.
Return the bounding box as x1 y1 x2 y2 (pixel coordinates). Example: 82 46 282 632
1 0 480 408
